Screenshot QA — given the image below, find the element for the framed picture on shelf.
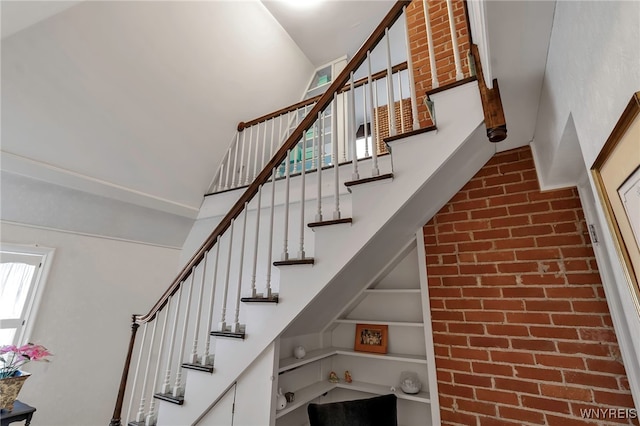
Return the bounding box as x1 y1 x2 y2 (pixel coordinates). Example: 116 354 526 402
591 91 640 315
354 323 388 354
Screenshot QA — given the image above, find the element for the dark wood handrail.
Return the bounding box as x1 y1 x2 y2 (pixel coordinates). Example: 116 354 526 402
238 62 409 131
136 0 410 324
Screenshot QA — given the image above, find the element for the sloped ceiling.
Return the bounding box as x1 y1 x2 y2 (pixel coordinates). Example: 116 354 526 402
1 0 314 221
261 0 394 67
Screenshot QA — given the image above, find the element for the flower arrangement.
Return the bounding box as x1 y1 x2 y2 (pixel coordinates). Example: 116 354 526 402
0 343 52 379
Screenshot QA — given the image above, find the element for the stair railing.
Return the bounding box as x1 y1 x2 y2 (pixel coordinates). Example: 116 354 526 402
110 1 475 424
209 61 416 194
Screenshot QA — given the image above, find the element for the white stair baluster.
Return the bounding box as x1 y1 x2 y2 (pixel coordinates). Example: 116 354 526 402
446 0 464 80
292 113 300 174
240 130 248 188
244 126 254 185
368 51 380 176
232 132 241 189
282 149 291 261
173 269 195 398
342 94 348 163
250 186 263 298
216 152 226 193
190 252 208 364
232 204 249 333
403 5 421 130
202 236 220 366
270 117 276 159
145 304 170 426
219 219 235 332
136 319 158 422
385 28 397 137
373 76 381 156
253 122 262 181
161 284 184 394
316 113 323 222
126 322 147 424
312 112 318 170
298 132 306 259
349 72 359 180
262 119 270 168
332 94 341 220
265 168 277 298
422 0 439 88
362 82 370 158
397 71 406 133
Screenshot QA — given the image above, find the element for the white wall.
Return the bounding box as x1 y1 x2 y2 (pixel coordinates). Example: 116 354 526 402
531 0 640 407
0 222 180 425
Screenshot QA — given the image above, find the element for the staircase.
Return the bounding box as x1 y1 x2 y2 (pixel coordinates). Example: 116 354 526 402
110 2 502 425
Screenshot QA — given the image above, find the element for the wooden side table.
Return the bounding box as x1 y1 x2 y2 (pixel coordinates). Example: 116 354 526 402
1 401 36 426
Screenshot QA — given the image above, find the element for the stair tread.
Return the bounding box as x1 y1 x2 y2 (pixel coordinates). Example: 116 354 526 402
273 258 315 266
210 330 246 339
241 294 279 303
383 125 437 144
344 173 393 188
308 218 353 228
181 362 215 373
153 392 184 405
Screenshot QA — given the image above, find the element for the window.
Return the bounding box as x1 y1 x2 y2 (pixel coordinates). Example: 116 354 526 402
0 245 54 346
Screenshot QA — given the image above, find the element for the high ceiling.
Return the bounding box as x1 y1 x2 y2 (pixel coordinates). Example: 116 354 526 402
1 0 556 246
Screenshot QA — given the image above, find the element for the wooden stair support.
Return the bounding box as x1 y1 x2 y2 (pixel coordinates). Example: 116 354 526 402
471 44 507 142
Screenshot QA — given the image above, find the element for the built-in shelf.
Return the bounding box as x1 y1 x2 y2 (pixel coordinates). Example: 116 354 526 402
275 379 431 418
279 347 427 374
334 319 424 327
275 380 335 418
338 380 431 404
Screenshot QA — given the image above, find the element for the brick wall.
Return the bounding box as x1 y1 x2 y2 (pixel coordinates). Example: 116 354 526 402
423 147 638 425
406 0 471 128
375 98 413 154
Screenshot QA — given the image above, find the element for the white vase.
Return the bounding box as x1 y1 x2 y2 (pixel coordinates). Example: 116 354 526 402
293 345 306 359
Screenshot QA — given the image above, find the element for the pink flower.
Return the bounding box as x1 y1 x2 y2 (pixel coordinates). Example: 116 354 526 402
0 343 52 379
0 345 18 355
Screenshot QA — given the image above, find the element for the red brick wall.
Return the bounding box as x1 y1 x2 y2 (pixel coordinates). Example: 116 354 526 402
375 98 413 154
423 147 638 425
406 0 471 128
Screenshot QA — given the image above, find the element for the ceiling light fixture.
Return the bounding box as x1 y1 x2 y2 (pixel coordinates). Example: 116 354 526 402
284 0 322 9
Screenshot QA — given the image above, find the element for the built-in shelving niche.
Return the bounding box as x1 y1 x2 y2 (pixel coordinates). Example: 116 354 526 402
273 231 440 426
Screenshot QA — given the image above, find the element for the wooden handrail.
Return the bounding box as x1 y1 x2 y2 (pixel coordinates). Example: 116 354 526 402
136 0 410 324
111 4 412 422
238 62 409 131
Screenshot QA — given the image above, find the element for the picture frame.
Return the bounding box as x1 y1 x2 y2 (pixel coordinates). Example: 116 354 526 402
591 91 640 315
354 323 388 354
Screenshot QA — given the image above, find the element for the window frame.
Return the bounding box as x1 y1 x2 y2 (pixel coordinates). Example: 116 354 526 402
0 244 55 346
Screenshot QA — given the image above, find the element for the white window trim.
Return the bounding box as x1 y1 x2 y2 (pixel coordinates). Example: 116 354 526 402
0 243 55 345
